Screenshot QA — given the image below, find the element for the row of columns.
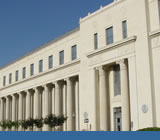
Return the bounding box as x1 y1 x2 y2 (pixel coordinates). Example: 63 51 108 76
0 77 79 131
97 59 130 131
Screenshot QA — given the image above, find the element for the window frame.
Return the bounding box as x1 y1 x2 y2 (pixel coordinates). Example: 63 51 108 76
15 70 19 82
22 67 26 79
30 63 34 76
106 26 114 45
9 73 12 84
48 55 53 69
122 20 128 39
3 76 6 86
71 45 77 61
39 60 43 73
59 50 64 65
113 64 121 96
94 33 98 49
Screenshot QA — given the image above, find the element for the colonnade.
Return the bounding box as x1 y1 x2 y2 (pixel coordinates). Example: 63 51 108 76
96 59 130 131
0 77 79 131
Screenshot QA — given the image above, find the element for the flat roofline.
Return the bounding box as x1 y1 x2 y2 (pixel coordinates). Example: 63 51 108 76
0 27 80 70
80 0 124 23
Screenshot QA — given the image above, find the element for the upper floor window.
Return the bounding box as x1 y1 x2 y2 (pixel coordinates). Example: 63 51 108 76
158 0 160 18
39 60 43 73
3 76 6 86
106 26 114 45
30 64 34 76
122 20 128 39
72 45 77 60
59 50 64 65
94 33 98 49
113 65 121 96
22 67 26 79
15 70 19 81
49 55 53 69
9 73 12 84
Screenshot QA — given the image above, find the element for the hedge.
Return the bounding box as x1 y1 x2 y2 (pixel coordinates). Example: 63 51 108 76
138 127 160 131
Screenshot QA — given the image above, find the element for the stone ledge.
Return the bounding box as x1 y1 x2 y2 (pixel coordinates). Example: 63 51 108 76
86 36 137 58
0 59 80 91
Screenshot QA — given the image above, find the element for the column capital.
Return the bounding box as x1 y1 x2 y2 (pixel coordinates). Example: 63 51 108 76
96 66 107 76
64 78 72 86
33 87 39 92
116 59 127 70
11 94 16 98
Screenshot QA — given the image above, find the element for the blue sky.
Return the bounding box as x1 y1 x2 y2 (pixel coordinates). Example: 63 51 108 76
0 0 113 67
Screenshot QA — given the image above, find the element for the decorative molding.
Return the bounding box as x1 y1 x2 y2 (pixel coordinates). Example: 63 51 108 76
149 29 160 38
0 59 80 91
86 36 136 58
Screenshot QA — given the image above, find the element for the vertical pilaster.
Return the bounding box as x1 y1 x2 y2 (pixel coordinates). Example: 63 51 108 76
33 88 39 131
63 82 67 131
18 93 23 131
75 78 80 131
0 98 4 131
98 66 109 131
55 82 61 131
66 78 73 131
6 97 9 121
43 85 50 131
26 90 31 120
12 95 16 131
118 60 130 131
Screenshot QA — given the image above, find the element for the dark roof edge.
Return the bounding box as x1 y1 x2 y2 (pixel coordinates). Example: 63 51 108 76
0 27 80 70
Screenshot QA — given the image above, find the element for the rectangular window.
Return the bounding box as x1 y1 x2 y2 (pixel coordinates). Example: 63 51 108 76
122 20 128 39
59 50 64 65
3 76 6 86
113 65 121 96
30 64 34 76
72 45 77 60
22 67 26 79
9 73 12 84
39 60 43 73
106 27 114 45
49 55 53 69
94 33 98 49
15 70 19 81
158 0 160 19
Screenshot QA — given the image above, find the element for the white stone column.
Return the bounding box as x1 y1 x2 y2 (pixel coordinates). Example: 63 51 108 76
6 97 9 121
18 93 23 131
98 66 109 131
118 60 130 131
54 82 61 131
66 78 73 131
43 85 50 131
0 98 4 131
26 90 31 120
55 82 61 116
63 83 67 131
12 95 16 131
52 86 55 115
33 88 39 119
75 79 79 131
33 88 39 131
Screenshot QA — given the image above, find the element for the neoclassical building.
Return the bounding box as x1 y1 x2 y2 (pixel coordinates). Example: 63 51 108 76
0 0 160 131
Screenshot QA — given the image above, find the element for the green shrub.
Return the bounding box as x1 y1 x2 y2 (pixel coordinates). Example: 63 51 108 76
138 127 160 131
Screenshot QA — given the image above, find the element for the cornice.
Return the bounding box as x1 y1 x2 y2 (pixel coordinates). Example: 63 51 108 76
149 29 160 38
0 59 80 91
86 36 137 58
